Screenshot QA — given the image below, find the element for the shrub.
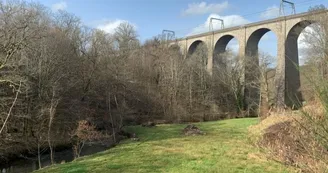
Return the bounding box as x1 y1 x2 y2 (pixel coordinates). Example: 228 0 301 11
71 120 106 158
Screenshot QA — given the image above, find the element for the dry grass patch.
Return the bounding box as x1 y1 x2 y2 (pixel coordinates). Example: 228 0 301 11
249 109 328 172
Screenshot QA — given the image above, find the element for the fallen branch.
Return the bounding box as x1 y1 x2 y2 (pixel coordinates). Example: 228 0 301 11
0 81 22 135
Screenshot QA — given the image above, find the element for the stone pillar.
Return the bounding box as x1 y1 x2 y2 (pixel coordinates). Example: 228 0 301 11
184 39 188 59
275 20 303 109
275 34 286 109
238 27 247 112
206 34 214 76
238 29 246 58
274 20 287 109
238 31 246 89
207 47 213 75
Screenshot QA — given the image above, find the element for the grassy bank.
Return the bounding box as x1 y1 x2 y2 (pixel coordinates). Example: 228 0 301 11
36 118 294 173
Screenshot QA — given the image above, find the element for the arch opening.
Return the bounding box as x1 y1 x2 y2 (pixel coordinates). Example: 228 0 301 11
187 40 208 65
246 28 274 58
187 40 206 56
285 20 318 106
213 35 239 68
245 28 278 112
258 31 278 107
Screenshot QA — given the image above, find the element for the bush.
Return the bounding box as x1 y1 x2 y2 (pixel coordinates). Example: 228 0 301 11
71 120 106 158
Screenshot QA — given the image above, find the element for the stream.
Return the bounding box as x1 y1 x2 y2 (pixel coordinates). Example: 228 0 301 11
0 143 111 173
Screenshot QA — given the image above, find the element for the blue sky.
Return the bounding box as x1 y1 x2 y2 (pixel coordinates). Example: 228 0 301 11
39 0 327 61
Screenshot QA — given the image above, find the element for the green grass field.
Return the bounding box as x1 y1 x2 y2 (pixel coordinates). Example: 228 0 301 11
36 118 294 173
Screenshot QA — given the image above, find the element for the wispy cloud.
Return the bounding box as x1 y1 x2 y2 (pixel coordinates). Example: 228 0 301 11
260 6 280 19
182 1 229 16
188 13 249 35
52 1 67 11
96 19 136 34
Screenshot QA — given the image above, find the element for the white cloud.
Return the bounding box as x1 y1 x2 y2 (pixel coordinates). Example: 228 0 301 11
96 19 136 34
52 1 67 11
260 6 280 19
182 1 229 16
228 39 239 53
188 13 249 36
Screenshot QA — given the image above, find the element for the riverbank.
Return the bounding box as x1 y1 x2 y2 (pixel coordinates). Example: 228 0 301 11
35 118 296 173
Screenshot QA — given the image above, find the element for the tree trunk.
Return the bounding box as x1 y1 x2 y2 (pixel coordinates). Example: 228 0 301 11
48 89 59 165
37 142 42 169
108 92 116 143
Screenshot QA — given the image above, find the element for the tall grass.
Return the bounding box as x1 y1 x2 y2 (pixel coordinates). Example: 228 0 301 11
297 76 328 171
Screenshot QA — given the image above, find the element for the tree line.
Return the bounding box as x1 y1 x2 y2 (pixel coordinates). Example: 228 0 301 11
0 0 250 166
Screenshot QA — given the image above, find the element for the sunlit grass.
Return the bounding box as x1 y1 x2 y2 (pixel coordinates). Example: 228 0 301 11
35 118 295 173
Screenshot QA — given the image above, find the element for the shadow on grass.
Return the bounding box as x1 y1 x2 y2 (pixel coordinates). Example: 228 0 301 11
122 118 258 144
123 122 222 143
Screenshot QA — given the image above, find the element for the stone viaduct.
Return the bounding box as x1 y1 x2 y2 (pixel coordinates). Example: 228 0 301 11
169 10 328 108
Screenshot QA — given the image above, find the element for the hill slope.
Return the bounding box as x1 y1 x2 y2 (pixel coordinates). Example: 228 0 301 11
36 118 294 173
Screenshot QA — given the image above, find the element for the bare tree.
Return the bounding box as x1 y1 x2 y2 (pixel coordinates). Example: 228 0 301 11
114 22 139 52
301 5 328 80
258 53 276 117
213 49 245 115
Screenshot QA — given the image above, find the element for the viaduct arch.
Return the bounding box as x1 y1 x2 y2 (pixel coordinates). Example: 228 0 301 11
169 10 328 108
187 40 207 57
213 35 237 64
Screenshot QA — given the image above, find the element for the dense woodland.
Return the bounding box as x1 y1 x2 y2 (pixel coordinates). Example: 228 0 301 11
0 1 327 172
0 1 249 164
